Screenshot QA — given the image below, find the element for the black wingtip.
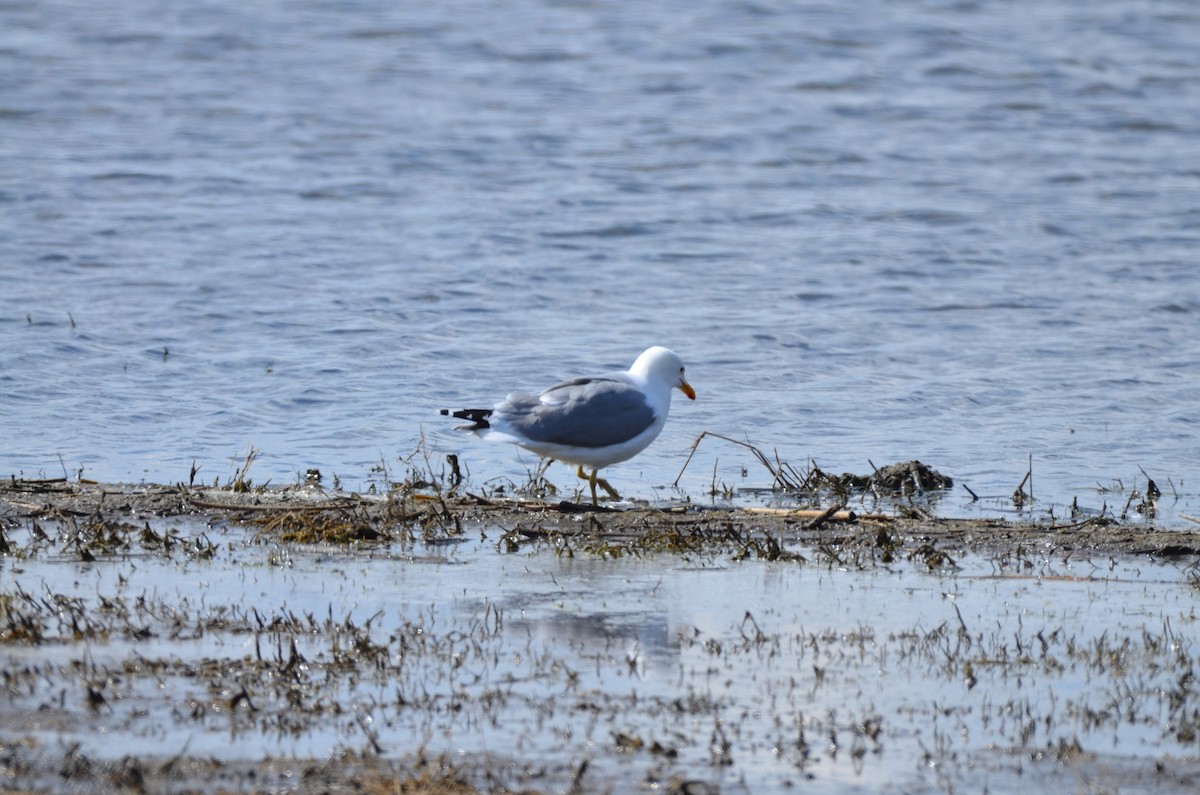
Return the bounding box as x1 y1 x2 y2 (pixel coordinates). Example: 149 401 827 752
440 407 493 430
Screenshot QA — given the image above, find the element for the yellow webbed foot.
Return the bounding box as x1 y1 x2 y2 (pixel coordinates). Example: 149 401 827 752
575 466 619 505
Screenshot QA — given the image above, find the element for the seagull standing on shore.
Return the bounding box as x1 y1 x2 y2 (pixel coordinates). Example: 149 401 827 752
441 347 696 505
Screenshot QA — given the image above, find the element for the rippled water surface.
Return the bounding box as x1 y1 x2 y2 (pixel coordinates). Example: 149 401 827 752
3 0 1198 521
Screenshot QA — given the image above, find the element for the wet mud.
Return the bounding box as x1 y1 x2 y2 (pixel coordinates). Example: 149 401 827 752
3 477 1200 793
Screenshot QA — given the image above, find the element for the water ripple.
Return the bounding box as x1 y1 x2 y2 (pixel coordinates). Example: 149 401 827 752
0 0 1196 522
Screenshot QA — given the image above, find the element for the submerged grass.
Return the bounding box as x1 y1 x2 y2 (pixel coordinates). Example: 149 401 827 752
3 450 1200 793
3 475 1200 792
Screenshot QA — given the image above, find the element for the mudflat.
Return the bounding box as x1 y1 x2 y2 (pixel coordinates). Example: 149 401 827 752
3 477 1199 793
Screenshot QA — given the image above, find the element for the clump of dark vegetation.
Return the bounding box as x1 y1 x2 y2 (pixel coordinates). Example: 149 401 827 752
832 459 953 494
251 504 387 544
673 432 952 514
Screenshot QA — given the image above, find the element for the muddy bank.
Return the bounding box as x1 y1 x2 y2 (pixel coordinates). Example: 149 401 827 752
3 476 1199 561
3 479 1200 794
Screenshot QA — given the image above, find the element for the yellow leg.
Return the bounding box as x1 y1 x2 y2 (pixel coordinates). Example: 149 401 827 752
595 472 620 501
575 465 596 505
575 465 619 505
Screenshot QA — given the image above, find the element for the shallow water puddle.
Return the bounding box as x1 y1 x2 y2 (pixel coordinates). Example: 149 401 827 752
2 518 1199 793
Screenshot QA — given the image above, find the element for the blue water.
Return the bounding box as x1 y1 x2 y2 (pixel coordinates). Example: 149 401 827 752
3 0 1198 522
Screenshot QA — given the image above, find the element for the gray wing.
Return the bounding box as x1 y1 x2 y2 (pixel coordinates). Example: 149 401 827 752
496 376 656 448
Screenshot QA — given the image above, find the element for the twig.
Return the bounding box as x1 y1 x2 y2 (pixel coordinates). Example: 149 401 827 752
953 602 971 639
804 503 846 531
1120 490 1137 521
745 507 891 522
1009 455 1034 507
185 497 360 512
674 431 804 491
1047 516 1103 532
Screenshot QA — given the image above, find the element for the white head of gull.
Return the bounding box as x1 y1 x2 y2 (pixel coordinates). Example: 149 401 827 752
441 346 696 506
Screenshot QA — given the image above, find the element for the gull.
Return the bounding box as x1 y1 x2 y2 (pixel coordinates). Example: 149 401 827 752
441 346 696 505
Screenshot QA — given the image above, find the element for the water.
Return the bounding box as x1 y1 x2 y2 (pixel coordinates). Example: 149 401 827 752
3 518 1198 792
2 0 1198 522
